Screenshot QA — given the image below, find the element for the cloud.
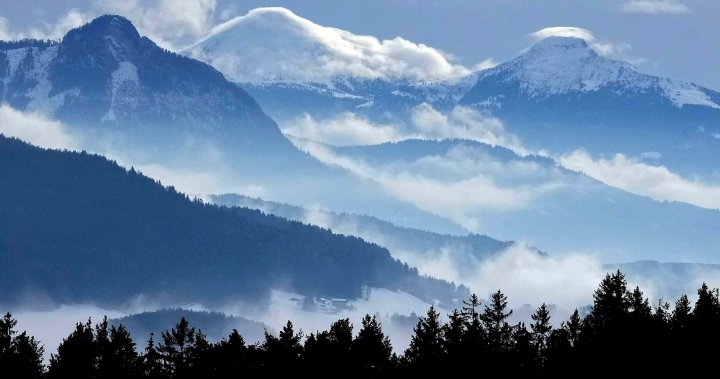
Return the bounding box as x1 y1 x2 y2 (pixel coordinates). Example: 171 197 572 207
0 105 79 150
187 7 478 83
469 244 606 309
282 113 404 146
621 0 691 14
560 150 720 209
410 104 529 156
0 9 91 41
98 0 217 49
530 26 636 62
281 104 529 157
472 58 499 71
134 164 266 198
291 138 560 231
0 17 13 40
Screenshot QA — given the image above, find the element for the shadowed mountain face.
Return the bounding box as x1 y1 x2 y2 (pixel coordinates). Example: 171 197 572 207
0 135 467 308
0 15 310 173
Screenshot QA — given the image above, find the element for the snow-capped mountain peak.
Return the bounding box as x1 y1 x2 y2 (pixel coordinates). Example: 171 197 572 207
466 36 719 109
185 7 471 84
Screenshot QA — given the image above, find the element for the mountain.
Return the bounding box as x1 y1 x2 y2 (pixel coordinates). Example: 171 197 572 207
0 135 466 308
185 7 475 123
294 138 720 263
110 309 267 344
0 15 310 173
211 193 515 281
460 36 720 178
0 15 463 226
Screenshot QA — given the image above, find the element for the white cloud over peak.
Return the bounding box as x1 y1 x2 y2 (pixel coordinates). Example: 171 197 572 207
560 150 720 209
530 26 636 62
187 7 475 83
621 0 691 14
0 105 79 150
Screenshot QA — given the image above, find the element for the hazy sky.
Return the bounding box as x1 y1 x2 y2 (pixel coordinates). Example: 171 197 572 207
1 0 718 89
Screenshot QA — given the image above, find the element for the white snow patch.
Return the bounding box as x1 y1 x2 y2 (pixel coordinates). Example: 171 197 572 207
660 79 720 109
102 61 139 123
4 47 28 79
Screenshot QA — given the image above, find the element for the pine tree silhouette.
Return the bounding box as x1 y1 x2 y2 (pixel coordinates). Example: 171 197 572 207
404 306 445 371
352 315 392 373
530 303 552 365
0 313 44 379
261 321 303 372
216 329 248 377
141 333 165 379
159 317 197 377
481 290 513 353
47 319 96 379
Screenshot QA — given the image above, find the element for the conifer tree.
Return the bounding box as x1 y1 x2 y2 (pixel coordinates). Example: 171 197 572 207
404 306 445 370
591 271 629 328
47 319 96 379
0 313 44 379
628 287 652 319
482 290 513 353
262 321 303 370
159 317 197 377
106 325 140 379
352 315 392 372
671 294 692 332
511 322 535 374
565 309 581 347
443 310 465 361
217 329 248 377
142 333 165 379
530 303 552 363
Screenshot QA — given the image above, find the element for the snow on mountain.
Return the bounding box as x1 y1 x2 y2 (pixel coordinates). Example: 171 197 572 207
0 15 277 138
464 36 719 109
186 7 471 84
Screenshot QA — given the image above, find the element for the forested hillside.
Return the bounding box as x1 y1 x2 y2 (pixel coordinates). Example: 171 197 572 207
0 136 465 306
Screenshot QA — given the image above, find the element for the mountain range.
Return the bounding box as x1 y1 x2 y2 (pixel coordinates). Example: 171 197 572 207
2 9 720 323
186 9 720 185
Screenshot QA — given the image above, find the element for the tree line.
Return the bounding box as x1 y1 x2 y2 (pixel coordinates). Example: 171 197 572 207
3 271 719 377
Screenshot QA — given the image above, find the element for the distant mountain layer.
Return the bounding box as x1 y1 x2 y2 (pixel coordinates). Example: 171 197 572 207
211 193 516 279
0 135 466 307
110 309 267 344
305 138 720 262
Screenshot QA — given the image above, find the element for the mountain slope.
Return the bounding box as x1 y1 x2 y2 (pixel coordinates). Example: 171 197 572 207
0 15 306 171
0 135 466 307
460 36 720 178
211 193 515 280
296 138 720 262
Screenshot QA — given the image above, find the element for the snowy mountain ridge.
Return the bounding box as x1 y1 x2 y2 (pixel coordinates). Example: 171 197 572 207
474 36 719 109
0 15 275 134
186 7 472 84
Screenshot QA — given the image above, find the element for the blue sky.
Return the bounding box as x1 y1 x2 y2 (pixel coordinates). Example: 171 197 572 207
2 0 718 89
